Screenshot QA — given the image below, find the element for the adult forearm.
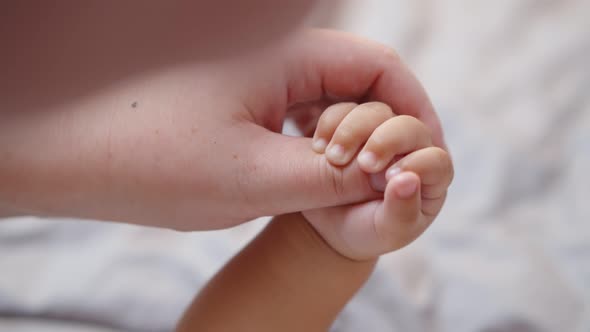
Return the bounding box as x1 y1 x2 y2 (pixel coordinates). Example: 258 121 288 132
0 202 22 218
0 105 116 219
2 0 318 112
0 92 196 227
0 76 261 229
176 213 376 332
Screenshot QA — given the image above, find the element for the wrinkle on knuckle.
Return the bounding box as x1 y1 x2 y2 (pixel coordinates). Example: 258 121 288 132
395 114 414 124
320 112 341 128
421 185 443 200
381 46 401 63
335 126 355 143
432 147 453 181
360 102 392 116
368 136 387 152
375 217 416 252
445 154 455 183
422 194 447 218
319 156 346 200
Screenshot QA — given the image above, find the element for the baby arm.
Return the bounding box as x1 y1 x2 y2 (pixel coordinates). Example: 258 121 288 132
176 213 376 332
176 102 453 330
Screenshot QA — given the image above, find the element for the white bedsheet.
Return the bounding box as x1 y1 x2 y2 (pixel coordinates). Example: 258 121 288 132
1 1 589 331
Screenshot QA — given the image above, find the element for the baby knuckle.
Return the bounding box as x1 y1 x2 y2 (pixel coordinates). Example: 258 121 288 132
335 125 356 142
432 147 454 180
322 103 356 121
318 111 336 128
375 217 419 251
333 101 358 110
360 101 393 116
320 109 342 125
399 115 431 139
317 111 337 126
381 225 416 251
381 46 402 62
396 114 420 126
367 133 387 149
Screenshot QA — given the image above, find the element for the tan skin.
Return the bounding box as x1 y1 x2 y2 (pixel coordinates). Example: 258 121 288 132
177 102 453 330
177 213 378 332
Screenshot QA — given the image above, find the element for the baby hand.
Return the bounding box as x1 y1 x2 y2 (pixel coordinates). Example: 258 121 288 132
304 102 453 260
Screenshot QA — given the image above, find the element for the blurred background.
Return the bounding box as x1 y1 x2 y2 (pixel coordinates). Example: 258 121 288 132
1 1 589 331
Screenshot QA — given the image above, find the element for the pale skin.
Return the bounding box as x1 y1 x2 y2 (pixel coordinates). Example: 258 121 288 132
0 29 446 231
177 102 453 330
1 0 319 107
1 0 319 221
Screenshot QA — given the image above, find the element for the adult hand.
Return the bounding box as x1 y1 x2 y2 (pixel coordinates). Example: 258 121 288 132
0 29 445 230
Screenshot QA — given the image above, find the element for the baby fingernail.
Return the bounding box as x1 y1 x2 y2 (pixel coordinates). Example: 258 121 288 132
386 167 401 180
326 144 346 164
357 151 377 170
312 138 327 152
392 173 418 199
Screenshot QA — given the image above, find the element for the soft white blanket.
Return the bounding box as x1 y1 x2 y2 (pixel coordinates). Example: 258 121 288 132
1 1 589 331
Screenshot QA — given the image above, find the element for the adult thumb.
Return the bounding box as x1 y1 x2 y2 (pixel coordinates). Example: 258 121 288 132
240 125 381 218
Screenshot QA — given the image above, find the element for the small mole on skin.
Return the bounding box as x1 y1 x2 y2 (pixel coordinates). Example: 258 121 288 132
232 154 238 160
191 127 197 134
131 101 138 108
155 129 159 135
